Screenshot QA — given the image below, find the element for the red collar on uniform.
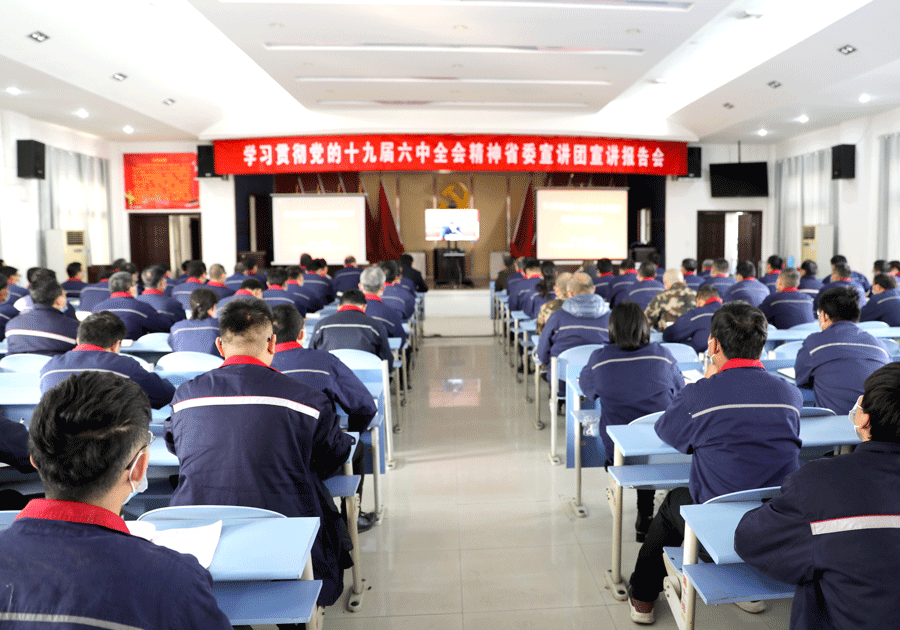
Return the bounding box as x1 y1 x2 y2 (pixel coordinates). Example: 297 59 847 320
274 341 302 352
743 277 757 282
286 280 300 286
67 277 81 282
600 272 613 277
17 499 130 535
110 292 131 298
268 285 285 291
703 297 723 306
142 289 164 296
718 358 764 372
712 273 727 277
221 355 278 371
639 277 655 282
623 269 637 274
768 270 781 276
780 287 798 292
73 344 106 352
364 293 383 302
187 278 203 284
235 289 254 296
207 281 226 288
524 273 541 279
683 271 695 276
339 305 366 313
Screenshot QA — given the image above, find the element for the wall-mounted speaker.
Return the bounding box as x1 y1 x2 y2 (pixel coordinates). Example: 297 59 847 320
832 144 855 179
17 139 45 179
197 145 217 178
684 146 701 178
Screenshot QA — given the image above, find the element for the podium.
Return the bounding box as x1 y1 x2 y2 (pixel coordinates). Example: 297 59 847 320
434 248 467 286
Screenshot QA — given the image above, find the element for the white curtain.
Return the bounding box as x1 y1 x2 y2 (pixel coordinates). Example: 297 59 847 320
37 147 111 266
877 133 900 259
774 150 835 263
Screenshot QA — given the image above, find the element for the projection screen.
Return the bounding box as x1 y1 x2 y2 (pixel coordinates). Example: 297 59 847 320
535 188 629 260
271 194 367 265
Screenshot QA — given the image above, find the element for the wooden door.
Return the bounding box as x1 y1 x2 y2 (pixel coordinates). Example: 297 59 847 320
697 212 726 261
738 212 763 270
129 214 170 272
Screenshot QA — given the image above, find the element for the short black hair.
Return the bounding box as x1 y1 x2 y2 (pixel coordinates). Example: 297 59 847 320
818 287 860 322
890 260 900 273
234 261 248 274
239 278 265 292
380 260 398 284
186 260 206 279
399 254 413 267
833 262 852 279
681 258 697 273
649 252 662 266
108 271 133 294
862 363 900 443
141 265 166 290
1 265 18 278
300 253 313 268
266 267 288 286
710 302 767 360
77 311 127 348
713 258 730 275
122 262 138 276
523 258 540 273
874 273 898 291
29 372 150 503
874 260 886 274
345 255 357 266
831 255 847 266
190 287 219 321
218 298 273 342
340 289 367 307
66 262 83 278
736 261 756 278
620 258 636 271
608 302 650 351
286 265 302 280
0 273 7 291
29 276 64 306
27 267 53 284
272 304 305 344
801 260 818 276
112 258 129 270
696 284 720 301
638 261 657 279
766 255 784 270
181 260 191 272
597 258 613 274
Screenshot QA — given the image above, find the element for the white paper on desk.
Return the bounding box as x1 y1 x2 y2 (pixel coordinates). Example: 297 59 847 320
126 520 222 569
777 367 796 379
682 369 704 384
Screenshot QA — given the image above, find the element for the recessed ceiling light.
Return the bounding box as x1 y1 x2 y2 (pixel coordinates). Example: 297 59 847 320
123 125 135 134
626 28 641 34
723 102 734 109
451 64 464 68
266 42 643 55
453 24 467 30
28 31 49 43
741 10 764 19
858 93 871 103
112 73 127 81
5 87 23 96
649 78 667 84
767 80 782 89
797 114 809 123
296 76 611 86
74 108 89 119
757 128 768 137
269 22 284 28
163 98 175 105
838 44 856 55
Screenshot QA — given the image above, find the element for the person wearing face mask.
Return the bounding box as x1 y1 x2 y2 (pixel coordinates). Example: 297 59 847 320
4 276 78 356
736 362 900 630
0 372 232 629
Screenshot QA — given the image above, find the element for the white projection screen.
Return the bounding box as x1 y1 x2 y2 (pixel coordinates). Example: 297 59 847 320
535 188 629 260
271 194 367 265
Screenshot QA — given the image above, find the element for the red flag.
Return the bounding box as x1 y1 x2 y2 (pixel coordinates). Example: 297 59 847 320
378 182 405 260
365 195 382 263
510 181 536 258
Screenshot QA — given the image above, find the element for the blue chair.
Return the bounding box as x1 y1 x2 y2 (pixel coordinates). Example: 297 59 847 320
552 344 604 465
122 332 173 364
660 342 700 363
773 340 803 359
790 322 820 331
0 353 51 373
858 321 889 330
138 505 285 521
155 351 223 386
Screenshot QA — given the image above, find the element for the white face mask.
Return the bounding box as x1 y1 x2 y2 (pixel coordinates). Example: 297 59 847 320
124 450 148 505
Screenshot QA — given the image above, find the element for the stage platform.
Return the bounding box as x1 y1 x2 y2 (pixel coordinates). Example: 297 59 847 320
423 288 492 337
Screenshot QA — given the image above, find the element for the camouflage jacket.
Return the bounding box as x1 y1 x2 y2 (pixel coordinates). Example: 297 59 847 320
644 283 697 331
535 298 564 334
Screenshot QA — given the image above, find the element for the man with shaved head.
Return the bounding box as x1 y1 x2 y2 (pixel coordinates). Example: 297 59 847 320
537 272 611 367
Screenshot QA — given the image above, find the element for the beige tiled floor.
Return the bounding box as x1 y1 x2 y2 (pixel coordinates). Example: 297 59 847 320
315 335 793 629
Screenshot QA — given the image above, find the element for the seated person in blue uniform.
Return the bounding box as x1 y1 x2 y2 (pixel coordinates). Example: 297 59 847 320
537 272 611 371
77 269 113 312
737 362 900 630
5 276 78 356
608 259 639 306
0 371 231 628
333 255 363 294
758 267 815 329
699 257 735 296
399 253 428 293
61 261 87 299
217 277 264 310
579 302 683 541
889 260 900 278
171 260 207 310
311 289 393 363
761 254 784 294
0 413 36 510
824 254 871 295
508 258 542 312
680 258 702 290
41 311 175 409
361 266 407 341
0 273 21 341
621 261 665 311
12 268 77 319
204 263 235 300
493 254 516 292
723 260 769 307
224 260 254 291
593 258 616 300
698 259 714 277
815 261 868 311
524 261 557 320
304 259 336 307
648 252 665 282
271 304 378 532
797 259 824 298
168 287 221 356
92 272 170 340
627 302 802 624
795 287 890 415
263 267 305 313
661 285 723 353
285 265 314 313
137 265 186 327
165 298 355 608
860 273 900 326
0 265 27 304
380 260 415 320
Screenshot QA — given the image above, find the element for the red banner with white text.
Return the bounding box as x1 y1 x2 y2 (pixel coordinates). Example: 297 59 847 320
213 134 687 176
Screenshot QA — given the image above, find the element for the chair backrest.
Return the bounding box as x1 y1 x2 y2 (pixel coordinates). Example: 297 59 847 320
137 505 286 521
789 322 820 331
0 353 52 373
858 320 889 330
128 354 154 372
329 349 382 372
660 342 700 363
130 332 172 350
800 407 835 418
881 338 900 359
155 351 224 373
630 411 665 425
0 372 41 389
0 510 19 527
704 487 781 504
558 344 605 378
773 340 804 359
75 310 91 321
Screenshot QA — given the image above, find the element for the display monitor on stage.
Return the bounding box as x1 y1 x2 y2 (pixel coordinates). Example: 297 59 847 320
535 188 628 260
425 208 479 242
271 194 367 265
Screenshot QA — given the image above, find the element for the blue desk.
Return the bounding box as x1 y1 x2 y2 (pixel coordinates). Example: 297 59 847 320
0 383 42 424
121 335 172 364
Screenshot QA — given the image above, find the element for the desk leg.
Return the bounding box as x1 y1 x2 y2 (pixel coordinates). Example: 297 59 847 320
516 330 525 384
524 345 534 404
548 359 561 465
605 446 628 600
346 489 365 612
509 322 518 368
677 525 698 630
533 362 544 430
382 364 395 470
569 396 588 518
371 425 383 521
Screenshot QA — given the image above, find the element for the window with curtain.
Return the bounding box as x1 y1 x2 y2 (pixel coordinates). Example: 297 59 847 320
877 133 900 259
37 147 112 267
773 149 834 261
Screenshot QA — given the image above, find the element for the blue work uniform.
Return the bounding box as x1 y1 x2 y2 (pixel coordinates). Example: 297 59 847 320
681 273 703 291
662 298 722 353
794 321 890 415
217 289 261 311
579 342 683 461
77 279 110 311
0 499 231 629
594 273 616 300
525 290 555 319
860 288 900 326
759 289 815 329
332 266 362 294
5 304 79 356
723 277 769 307
608 271 639 306
93 293 171 339
536 293 611 365
165 356 354 607
304 273 335 306
138 288 186 326
798 275 823 299
761 271 781 294
0 302 19 341
40 344 175 408
60 278 87 299
168 317 221 356
622 278 665 311
12 295 77 320
263 286 305 315
399 276 416 294
363 295 408 346
284 281 314 313
700 274 736 297
224 272 250 291
171 279 206 309
736 441 900 630
827 270 872 294
814 280 867 311
5 284 27 304
402 266 428 293
0 415 33 473
382 284 415 320
509 275 541 312
310 306 393 363
204 281 235 300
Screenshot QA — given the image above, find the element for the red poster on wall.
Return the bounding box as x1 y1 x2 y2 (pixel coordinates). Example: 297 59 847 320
123 153 199 211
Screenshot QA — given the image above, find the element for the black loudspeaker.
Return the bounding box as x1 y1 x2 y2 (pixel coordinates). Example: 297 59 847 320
197 145 217 177
684 146 701 178
832 144 855 179
17 139 45 179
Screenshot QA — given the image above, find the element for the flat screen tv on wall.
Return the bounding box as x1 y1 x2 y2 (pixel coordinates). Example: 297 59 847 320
709 162 769 197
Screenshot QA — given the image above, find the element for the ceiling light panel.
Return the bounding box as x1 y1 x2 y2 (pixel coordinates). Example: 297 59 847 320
295 76 611 86
767 80 782 89
316 99 590 108
267 43 643 55
228 0 692 10
112 73 128 81
838 44 856 55
4 87 23 96
28 31 49 42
